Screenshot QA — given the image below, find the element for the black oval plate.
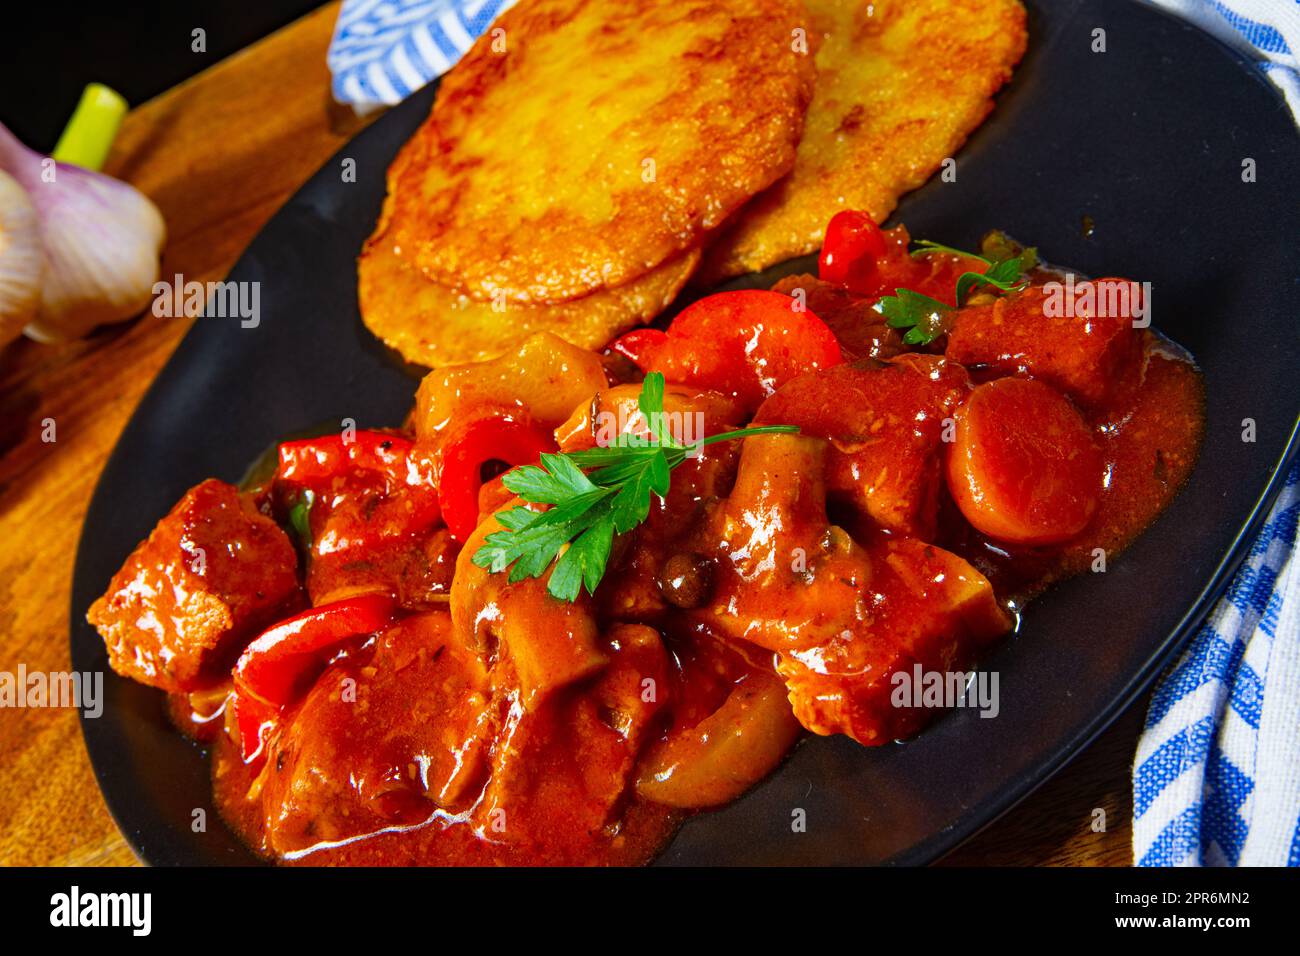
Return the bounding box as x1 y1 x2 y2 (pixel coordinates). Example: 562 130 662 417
72 0 1300 866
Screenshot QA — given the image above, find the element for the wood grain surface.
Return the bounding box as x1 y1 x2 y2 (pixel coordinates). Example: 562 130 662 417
0 1 1138 867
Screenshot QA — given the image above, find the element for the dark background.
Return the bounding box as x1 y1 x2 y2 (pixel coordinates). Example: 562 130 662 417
0 1 322 151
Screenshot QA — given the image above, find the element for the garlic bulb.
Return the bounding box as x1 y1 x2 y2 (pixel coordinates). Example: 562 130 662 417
0 116 166 344
0 169 43 346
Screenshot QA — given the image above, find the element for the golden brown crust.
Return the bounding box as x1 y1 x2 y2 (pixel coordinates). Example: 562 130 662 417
698 0 1028 282
357 223 700 368
386 0 814 305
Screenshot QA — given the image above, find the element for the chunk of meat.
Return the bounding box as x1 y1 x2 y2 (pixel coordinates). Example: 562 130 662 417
258 611 490 857
302 482 460 608
591 624 672 748
754 354 971 538
472 623 670 860
945 282 1143 407
779 537 1011 745
451 504 608 710
88 479 301 693
700 434 1010 745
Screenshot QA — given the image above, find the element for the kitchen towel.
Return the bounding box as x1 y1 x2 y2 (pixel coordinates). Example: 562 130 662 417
1133 465 1300 866
327 0 514 112
1133 0 1300 868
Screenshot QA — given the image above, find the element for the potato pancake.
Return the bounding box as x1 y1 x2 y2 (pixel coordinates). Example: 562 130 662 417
699 0 1027 281
358 225 699 368
387 0 814 305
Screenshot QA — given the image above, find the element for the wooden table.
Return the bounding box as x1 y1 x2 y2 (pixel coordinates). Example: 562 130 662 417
0 2 1137 867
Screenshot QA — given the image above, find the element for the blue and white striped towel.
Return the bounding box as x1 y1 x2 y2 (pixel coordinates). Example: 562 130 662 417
1134 465 1300 866
1133 1 1300 868
325 0 1300 866
328 0 514 112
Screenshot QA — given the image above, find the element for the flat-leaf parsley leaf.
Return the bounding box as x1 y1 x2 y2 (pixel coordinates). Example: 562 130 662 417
471 372 799 601
874 236 1038 345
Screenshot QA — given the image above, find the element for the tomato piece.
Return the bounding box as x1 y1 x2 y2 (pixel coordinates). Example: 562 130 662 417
233 594 398 709
435 412 556 542
819 210 888 295
946 377 1103 545
611 290 843 412
945 282 1144 407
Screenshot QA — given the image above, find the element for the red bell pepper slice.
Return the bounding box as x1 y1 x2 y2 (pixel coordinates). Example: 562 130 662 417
435 413 556 543
230 593 397 764
819 209 888 295
278 431 414 484
231 690 278 764
276 431 441 543
611 290 844 412
234 593 397 709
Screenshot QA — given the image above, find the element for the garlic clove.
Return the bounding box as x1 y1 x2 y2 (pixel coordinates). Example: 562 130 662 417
0 118 166 344
0 168 44 347
22 162 167 344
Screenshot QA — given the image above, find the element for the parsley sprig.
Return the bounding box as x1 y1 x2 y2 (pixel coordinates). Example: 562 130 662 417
876 236 1038 345
471 372 798 602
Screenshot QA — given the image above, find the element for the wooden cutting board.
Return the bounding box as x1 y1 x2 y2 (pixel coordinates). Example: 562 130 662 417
0 0 1136 867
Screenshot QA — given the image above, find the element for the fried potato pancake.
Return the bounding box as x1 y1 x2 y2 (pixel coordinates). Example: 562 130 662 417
358 225 699 368
387 0 814 306
699 0 1027 281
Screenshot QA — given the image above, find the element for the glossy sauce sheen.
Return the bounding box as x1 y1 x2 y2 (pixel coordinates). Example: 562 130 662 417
110 227 1201 866
211 617 682 865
